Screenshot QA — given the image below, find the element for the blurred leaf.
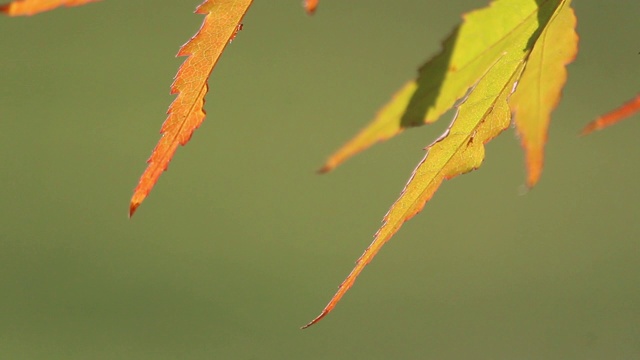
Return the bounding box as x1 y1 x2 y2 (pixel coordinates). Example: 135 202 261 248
581 94 640 135
0 0 98 16
304 0 318 15
129 0 253 216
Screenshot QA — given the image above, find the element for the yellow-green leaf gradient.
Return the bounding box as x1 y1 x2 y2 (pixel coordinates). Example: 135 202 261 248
306 0 573 328
510 4 578 187
320 0 568 172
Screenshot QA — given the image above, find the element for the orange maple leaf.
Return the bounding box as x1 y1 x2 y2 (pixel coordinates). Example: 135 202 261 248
129 0 253 216
0 0 98 16
581 94 640 135
304 0 318 15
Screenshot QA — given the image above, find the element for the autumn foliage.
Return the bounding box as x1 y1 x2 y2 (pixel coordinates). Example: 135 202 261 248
2 0 637 328
305 0 579 328
128 0 253 216
0 0 98 16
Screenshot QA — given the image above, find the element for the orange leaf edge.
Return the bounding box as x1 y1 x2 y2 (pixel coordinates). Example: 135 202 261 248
129 0 253 216
1 0 99 16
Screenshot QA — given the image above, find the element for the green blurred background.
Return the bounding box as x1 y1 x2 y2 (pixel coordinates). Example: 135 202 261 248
1 1 639 359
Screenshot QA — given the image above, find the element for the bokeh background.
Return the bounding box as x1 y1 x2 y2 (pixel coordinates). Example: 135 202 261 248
1 1 639 359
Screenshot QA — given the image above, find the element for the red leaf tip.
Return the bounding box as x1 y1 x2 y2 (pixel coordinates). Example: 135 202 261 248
129 201 140 218
304 0 318 15
301 312 327 329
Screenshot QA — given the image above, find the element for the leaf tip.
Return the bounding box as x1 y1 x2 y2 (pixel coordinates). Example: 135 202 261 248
526 170 541 189
316 165 332 174
580 95 640 136
317 154 345 174
129 200 141 218
304 0 318 15
579 123 597 137
300 311 328 329
522 145 544 189
129 186 151 217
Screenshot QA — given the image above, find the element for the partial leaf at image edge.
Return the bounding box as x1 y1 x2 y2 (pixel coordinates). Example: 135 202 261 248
305 0 571 328
0 0 99 16
129 0 253 216
581 94 640 135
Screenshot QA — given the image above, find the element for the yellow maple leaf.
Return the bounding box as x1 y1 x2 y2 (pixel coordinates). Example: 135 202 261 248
305 0 576 328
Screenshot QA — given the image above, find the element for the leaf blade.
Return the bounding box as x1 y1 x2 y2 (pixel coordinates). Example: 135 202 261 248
306 0 570 327
581 94 640 135
129 0 253 216
305 58 527 329
320 0 564 172
0 0 98 16
510 3 578 187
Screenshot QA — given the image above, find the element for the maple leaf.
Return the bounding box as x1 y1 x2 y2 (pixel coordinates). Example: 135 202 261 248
0 0 98 16
304 0 318 15
510 3 578 187
129 0 253 216
581 94 640 135
318 1 553 173
304 0 576 328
